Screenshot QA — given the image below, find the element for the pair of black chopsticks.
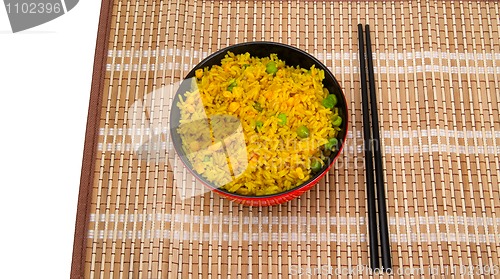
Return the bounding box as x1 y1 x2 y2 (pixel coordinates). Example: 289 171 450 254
357 24 392 272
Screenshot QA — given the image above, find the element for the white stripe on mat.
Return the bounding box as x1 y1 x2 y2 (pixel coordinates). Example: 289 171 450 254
105 62 500 75
99 127 500 140
96 141 500 155
96 127 500 154
380 144 500 155
107 49 500 62
89 213 500 227
87 229 498 244
105 49 500 74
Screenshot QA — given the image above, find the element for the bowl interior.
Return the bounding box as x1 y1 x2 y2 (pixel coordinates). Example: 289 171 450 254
170 42 348 198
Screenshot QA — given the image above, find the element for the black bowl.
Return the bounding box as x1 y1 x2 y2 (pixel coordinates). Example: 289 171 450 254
170 42 348 206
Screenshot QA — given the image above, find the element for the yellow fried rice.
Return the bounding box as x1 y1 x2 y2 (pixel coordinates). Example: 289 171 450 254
177 52 339 196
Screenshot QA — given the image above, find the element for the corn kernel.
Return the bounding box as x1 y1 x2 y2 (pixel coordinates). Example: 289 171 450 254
296 167 305 179
195 69 204 79
189 141 200 152
228 102 240 112
194 162 205 174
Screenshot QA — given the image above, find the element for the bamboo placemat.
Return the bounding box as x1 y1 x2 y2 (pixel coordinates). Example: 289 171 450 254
72 1 500 278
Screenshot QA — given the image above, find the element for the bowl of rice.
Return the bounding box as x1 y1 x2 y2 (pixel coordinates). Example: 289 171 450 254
170 42 348 206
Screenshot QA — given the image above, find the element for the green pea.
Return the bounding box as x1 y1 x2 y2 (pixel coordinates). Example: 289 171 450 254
255 120 264 132
332 115 342 127
253 102 263 112
310 159 322 172
322 94 338 109
296 125 310 138
325 138 339 151
227 79 237 92
277 113 287 126
266 61 278 75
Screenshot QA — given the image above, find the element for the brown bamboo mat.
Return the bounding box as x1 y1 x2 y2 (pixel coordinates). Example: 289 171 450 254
72 1 500 278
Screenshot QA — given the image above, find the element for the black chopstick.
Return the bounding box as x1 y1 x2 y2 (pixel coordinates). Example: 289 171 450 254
365 24 392 272
358 24 392 272
357 23 380 270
